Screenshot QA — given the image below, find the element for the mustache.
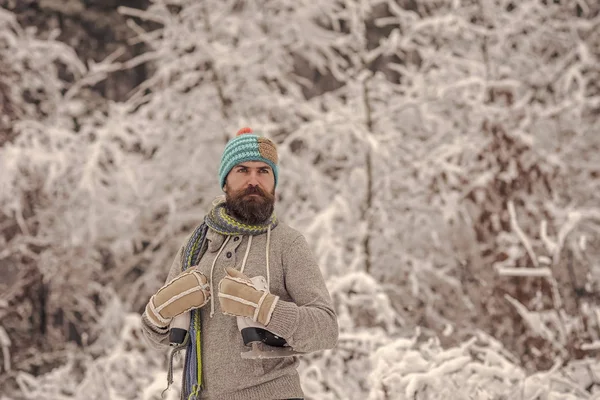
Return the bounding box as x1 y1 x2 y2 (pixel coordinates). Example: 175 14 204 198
243 185 274 200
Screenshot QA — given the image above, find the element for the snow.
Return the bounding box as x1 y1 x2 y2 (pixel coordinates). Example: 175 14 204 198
1 0 600 399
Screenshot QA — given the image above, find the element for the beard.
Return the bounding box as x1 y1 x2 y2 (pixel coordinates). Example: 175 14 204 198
225 184 275 225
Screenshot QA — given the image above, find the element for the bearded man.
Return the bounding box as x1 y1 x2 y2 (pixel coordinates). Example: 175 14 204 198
140 127 339 400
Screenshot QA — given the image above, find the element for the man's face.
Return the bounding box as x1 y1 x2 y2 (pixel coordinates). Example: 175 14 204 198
224 161 276 225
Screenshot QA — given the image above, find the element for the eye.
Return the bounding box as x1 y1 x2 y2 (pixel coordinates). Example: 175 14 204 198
260 169 270 174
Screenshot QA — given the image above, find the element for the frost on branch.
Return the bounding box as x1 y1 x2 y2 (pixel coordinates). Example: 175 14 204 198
367 331 596 400
0 7 86 145
491 201 600 370
14 301 182 400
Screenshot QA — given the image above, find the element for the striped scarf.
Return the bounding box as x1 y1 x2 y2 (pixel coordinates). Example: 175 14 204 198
179 198 277 399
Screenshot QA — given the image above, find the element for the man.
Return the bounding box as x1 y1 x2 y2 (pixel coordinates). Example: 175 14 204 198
140 127 339 400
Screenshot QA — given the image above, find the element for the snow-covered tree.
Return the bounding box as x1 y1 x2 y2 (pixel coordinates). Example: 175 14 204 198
2 0 600 398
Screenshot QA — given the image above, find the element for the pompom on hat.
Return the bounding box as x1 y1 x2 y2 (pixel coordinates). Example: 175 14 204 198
218 127 279 189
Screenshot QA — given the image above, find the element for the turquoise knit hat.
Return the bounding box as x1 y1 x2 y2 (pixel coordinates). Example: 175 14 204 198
219 127 279 189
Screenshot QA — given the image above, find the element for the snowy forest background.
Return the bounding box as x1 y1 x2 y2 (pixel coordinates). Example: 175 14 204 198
1 0 600 398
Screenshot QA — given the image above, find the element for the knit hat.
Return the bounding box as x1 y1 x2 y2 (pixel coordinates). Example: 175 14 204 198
218 127 279 189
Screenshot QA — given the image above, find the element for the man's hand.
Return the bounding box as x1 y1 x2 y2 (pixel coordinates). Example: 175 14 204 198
145 269 210 328
218 267 279 326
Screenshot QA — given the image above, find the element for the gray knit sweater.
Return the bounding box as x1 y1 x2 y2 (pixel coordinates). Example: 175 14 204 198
141 222 339 400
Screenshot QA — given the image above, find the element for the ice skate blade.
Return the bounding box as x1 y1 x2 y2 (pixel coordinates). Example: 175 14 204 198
240 348 299 359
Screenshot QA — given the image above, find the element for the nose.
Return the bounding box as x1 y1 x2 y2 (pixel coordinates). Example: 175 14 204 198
247 171 260 186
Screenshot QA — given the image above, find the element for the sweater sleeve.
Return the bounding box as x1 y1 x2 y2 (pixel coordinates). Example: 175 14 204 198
140 244 185 350
265 235 339 353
